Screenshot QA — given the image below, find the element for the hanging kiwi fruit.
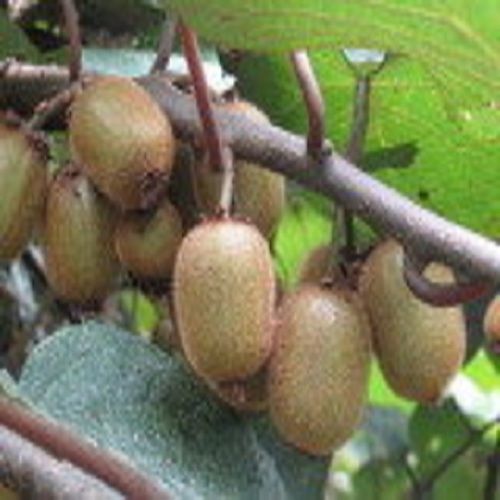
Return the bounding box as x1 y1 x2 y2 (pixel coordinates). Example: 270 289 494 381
359 240 466 404
194 100 285 238
0 121 47 261
69 75 176 211
43 165 119 306
483 294 500 354
268 284 371 456
115 199 183 282
173 217 276 382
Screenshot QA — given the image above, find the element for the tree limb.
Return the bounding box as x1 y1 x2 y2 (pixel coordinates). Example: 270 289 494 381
1 62 500 283
0 425 123 499
0 398 171 499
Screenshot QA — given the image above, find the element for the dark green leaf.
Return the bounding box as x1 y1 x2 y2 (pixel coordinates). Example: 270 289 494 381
17 322 329 499
408 400 470 476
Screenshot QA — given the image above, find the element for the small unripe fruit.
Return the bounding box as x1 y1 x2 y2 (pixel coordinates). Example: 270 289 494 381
195 101 285 238
115 199 183 281
174 218 275 381
298 244 332 284
359 240 466 404
269 285 371 456
44 167 119 305
484 295 500 354
69 76 175 210
0 123 47 260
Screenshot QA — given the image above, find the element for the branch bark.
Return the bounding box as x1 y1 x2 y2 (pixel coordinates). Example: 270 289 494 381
1 62 500 283
0 398 171 499
0 425 123 499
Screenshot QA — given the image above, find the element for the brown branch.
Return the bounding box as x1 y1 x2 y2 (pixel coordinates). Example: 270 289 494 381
403 252 493 306
178 22 225 171
59 0 82 83
0 398 170 499
0 425 123 499
290 50 328 161
2 62 500 284
150 17 177 74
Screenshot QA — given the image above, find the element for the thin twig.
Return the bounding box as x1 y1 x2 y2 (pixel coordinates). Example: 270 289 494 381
150 17 177 74
0 425 123 499
290 50 327 161
218 147 234 215
59 0 82 83
178 22 225 172
337 76 372 261
28 84 77 130
403 252 493 306
0 398 170 499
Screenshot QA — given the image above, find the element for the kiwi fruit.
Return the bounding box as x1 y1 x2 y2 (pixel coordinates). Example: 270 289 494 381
167 141 200 230
483 295 500 354
115 199 183 281
298 243 332 284
43 167 119 305
194 101 285 238
69 76 175 210
268 284 371 456
173 217 275 382
359 240 466 404
0 123 47 260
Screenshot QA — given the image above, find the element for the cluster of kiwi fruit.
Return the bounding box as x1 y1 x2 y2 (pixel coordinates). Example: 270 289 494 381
0 74 473 458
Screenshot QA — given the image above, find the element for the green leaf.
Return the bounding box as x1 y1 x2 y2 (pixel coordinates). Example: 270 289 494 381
119 289 160 337
432 450 485 500
408 400 470 476
0 11 39 61
16 322 329 499
272 190 332 288
227 52 500 237
368 362 415 414
165 1 500 123
336 461 410 500
463 349 500 393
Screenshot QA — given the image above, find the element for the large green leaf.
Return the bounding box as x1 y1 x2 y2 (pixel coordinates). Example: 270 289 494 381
14 322 329 499
164 1 500 123
226 52 500 237
0 11 39 61
409 400 472 476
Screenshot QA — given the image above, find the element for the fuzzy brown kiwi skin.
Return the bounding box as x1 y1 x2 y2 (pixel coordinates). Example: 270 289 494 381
194 101 285 239
115 199 183 281
69 76 175 211
268 284 371 456
359 240 466 405
298 244 332 285
206 363 269 413
484 295 500 354
0 123 47 261
173 216 276 382
43 166 119 306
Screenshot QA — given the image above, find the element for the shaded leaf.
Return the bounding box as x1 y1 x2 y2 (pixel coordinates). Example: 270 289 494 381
16 322 329 499
408 400 470 476
0 11 39 61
